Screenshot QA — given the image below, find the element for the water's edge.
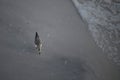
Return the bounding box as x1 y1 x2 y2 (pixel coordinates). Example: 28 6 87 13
72 0 120 66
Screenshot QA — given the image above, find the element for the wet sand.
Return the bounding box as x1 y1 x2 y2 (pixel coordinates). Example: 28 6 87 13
0 0 120 80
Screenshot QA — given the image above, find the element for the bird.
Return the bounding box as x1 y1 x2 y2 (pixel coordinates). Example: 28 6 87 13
34 32 42 54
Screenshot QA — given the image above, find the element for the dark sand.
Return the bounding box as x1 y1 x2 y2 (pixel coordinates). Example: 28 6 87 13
0 0 120 80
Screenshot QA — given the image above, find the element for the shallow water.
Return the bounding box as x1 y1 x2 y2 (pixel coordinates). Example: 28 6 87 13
72 0 120 66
